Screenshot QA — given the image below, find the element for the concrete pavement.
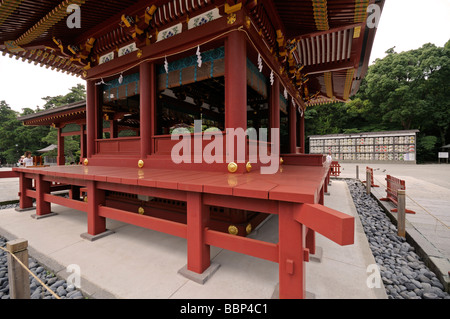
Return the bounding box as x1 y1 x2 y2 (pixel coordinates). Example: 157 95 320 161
0 167 386 299
0 168 19 203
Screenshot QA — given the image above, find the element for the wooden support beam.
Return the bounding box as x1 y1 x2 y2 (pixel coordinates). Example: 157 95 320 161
186 193 210 274
35 174 51 217
203 193 278 214
18 172 33 210
205 228 279 263
44 193 88 212
294 203 354 246
86 80 96 158
139 61 154 158
225 29 247 130
57 127 65 165
289 100 297 153
98 205 187 238
86 180 106 236
270 75 280 142
278 202 305 299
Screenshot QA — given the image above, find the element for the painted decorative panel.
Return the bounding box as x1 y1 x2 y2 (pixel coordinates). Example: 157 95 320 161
118 43 137 57
188 8 221 30
157 23 182 42
99 52 114 64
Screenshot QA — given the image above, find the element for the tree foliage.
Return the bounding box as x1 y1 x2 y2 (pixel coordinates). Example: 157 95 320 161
0 84 85 165
305 40 450 162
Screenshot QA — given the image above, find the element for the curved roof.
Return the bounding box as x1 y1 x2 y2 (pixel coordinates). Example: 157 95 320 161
1 0 384 106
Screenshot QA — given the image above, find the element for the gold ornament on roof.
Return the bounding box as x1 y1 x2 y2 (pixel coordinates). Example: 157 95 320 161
227 13 236 25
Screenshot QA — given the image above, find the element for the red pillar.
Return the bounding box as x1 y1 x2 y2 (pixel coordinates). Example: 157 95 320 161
35 175 51 216
225 31 247 130
18 173 33 210
270 76 280 142
57 127 65 165
299 113 305 153
140 61 155 158
79 124 86 163
86 180 106 236
278 202 305 299
186 192 210 273
86 80 96 158
289 101 297 154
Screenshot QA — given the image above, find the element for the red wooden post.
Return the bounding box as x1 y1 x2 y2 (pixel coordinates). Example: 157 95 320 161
79 124 86 163
86 80 96 159
270 76 280 142
86 180 106 236
186 192 210 273
225 31 247 130
299 113 305 153
35 174 51 216
149 63 156 154
18 172 33 210
57 127 65 165
140 61 154 158
289 101 297 154
278 202 305 299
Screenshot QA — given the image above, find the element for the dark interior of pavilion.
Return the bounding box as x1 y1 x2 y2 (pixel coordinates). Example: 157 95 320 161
97 45 291 153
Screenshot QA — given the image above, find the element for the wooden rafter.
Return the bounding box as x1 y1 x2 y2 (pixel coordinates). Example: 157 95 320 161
0 0 23 27
14 0 87 46
354 0 370 23
311 0 329 31
324 72 333 98
342 68 355 100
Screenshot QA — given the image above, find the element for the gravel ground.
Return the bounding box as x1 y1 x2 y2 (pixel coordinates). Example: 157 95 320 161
0 197 84 299
346 179 450 299
0 202 20 210
0 235 85 299
0 196 86 299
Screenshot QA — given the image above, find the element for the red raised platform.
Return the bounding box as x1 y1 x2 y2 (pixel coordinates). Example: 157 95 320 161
13 162 354 299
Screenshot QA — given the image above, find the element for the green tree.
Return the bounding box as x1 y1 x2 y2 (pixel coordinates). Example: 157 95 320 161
305 41 450 161
0 84 86 164
41 128 81 164
41 83 86 109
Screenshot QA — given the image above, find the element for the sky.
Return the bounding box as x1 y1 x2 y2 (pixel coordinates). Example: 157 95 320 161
0 0 449 113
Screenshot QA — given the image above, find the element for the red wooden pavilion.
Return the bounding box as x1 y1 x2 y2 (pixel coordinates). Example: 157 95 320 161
1 0 384 298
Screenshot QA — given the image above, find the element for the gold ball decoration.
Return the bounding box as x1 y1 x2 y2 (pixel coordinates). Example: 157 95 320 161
138 160 144 168
137 49 143 59
280 157 284 165
228 225 238 236
246 223 252 235
83 158 88 166
83 196 88 203
228 162 238 173
245 162 252 173
82 71 88 78
138 207 145 215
